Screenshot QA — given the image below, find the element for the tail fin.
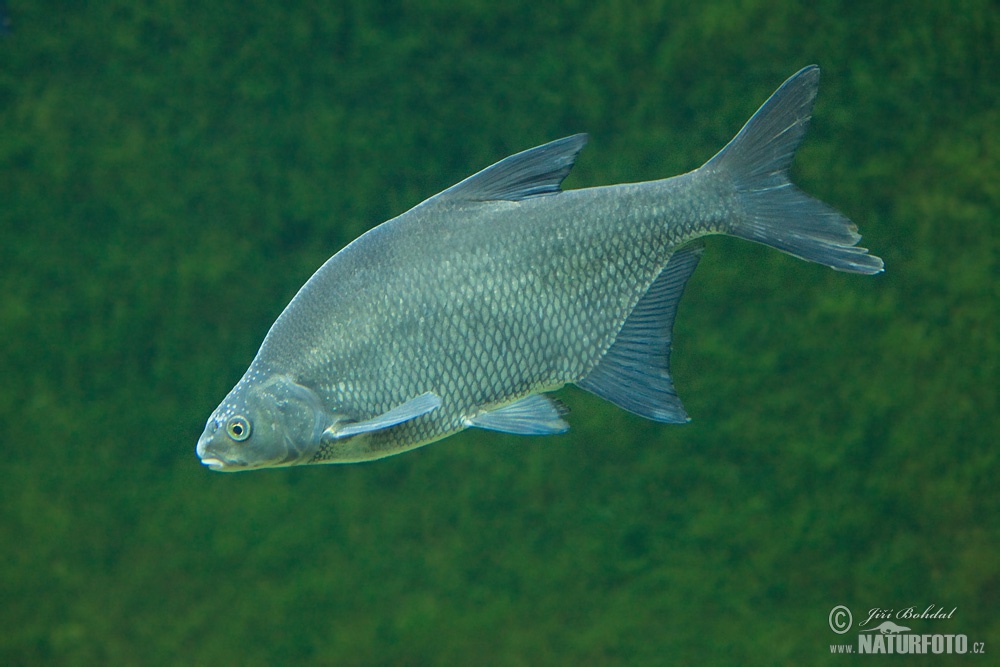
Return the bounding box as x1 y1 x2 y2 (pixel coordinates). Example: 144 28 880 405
702 65 884 274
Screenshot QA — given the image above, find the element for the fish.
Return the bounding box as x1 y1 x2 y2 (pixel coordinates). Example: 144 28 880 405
196 65 882 472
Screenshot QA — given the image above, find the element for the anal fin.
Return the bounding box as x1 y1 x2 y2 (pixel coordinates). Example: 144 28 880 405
466 394 569 435
576 242 703 423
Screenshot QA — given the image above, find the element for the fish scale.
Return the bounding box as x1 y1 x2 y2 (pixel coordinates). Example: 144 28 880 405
319 194 639 457
197 65 882 471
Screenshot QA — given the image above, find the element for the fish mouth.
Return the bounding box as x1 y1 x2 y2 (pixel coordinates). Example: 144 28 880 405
196 429 234 471
199 457 226 470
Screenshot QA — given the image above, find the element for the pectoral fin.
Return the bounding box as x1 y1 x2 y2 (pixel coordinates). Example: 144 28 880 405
466 394 569 435
325 392 442 439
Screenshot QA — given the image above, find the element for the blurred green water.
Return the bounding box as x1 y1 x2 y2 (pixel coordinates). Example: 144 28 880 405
0 1 996 665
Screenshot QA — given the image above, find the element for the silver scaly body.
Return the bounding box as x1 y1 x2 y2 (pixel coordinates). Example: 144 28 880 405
197 66 882 471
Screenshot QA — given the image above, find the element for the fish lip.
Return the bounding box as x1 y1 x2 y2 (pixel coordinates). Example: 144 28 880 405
198 457 227 470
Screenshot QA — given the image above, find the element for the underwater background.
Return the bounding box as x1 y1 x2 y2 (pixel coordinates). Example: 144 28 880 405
1 1 996 664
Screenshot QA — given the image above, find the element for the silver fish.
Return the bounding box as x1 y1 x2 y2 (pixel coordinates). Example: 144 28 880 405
196 65 882 472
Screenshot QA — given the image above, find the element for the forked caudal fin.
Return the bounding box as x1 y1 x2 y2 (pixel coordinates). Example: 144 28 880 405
702 65 884 274
577 67 882 424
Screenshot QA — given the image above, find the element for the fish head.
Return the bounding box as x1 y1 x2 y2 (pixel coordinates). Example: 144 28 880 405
196 373 326 472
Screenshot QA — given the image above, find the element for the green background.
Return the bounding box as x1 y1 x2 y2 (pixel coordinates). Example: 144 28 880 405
1 1 996 664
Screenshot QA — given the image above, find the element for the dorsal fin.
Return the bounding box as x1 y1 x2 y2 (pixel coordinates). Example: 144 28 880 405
435 134 588 202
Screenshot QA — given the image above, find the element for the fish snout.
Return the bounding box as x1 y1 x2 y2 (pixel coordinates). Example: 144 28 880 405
196 419 228 471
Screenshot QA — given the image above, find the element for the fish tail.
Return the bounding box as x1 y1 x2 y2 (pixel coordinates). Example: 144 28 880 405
702 65 883 274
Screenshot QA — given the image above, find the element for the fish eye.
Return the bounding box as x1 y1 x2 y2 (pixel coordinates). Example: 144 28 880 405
226 415 252 442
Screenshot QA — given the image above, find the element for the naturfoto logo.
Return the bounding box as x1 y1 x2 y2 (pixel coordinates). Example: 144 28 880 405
827 605 986 656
